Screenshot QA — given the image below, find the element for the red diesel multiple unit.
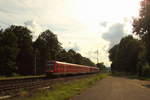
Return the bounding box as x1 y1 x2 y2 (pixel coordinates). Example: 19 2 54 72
45 61 99 76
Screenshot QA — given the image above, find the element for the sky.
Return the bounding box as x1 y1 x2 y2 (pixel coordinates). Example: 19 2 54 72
0 0 142 66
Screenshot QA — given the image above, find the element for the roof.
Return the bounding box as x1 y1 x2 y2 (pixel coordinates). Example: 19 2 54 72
52 61 98 69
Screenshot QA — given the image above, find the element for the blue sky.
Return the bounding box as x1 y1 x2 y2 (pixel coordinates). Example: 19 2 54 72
0 0 141 66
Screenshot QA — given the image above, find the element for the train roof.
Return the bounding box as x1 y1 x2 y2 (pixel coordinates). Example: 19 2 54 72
51 61 98 69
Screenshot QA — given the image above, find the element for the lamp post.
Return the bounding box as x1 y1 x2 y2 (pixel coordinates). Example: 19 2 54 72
34 49 38 75
97 49 99 64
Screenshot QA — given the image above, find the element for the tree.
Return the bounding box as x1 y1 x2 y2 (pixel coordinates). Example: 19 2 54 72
5 25 34 75
33 36 48 74
56 49 70 62
65 49 95 66
82 57 95 66
67 49 76 63
109 44 119 72
38 30 62 60
109 35 141 74
96 62 106 71
0 30 18 76
133 0 150 63
56 48 96 66
74 53 83 64
132 0 150 76
109 44 119 62
33 30 62 74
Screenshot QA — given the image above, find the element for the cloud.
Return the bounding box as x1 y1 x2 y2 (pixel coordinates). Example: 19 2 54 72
100 21 108 27
0 20 9 26
24 20 43 40
0 8 18 14
102 23 125 48
64 42 80 52
42 24 68 32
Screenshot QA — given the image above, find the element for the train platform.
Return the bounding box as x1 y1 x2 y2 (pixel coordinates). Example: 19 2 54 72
70 76 150 100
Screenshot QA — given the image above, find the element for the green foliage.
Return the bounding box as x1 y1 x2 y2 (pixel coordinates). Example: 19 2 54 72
141 63 150 77
38 30 62 60
82 57 95 66
132 0 150 77
109 35 141 74
5 25 34 75
56 49 68 62
133 0 150 37
56 48 95 66
66 49 77 63
109 44 119 62
0 30 18 76
96 62 106 70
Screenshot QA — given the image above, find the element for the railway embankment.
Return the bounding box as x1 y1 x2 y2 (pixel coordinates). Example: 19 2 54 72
8 73 108 100
0 74 98 99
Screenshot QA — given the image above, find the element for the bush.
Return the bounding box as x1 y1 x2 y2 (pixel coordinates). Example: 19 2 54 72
141 63 150 77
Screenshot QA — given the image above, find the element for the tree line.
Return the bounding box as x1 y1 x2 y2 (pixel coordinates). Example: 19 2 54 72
0 25 95 76
96 62 108 72
109 0 150 77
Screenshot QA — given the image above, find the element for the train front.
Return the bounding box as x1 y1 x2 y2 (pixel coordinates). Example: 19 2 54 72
45 61 55 76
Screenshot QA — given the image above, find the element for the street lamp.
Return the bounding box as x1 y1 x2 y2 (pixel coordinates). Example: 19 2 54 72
34 49 38 75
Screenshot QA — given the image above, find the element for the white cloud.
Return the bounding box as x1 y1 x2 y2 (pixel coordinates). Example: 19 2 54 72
24 20 43 40
64 42 80 52
102 23 126 48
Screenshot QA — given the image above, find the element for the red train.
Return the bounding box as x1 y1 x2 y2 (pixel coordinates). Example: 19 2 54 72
45 61 99 76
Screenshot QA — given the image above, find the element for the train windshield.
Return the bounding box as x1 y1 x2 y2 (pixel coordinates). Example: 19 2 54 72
47 63 54 71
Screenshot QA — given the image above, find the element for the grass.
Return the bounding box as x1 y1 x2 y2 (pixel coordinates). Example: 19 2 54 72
138 76 150 80
13 73 109 100
112 72 150 80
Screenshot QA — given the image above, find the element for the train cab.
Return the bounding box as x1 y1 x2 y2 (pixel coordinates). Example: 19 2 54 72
46 61 55 75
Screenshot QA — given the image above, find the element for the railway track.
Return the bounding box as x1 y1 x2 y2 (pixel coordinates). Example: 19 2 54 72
0 74 95 99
